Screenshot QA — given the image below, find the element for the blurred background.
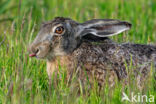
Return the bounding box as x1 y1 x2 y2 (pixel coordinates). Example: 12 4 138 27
0 0 156 43
0 0 156 103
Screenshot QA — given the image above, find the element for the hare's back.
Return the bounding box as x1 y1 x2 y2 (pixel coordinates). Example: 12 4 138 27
72 42 156 86
74 42 156 65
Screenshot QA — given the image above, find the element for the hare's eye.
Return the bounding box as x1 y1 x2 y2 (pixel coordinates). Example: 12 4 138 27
55 26 64 34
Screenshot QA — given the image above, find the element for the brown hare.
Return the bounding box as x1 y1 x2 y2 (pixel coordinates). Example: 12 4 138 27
29 17 156 88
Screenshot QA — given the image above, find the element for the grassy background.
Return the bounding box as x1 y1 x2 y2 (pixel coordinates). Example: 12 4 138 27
0 0 156 103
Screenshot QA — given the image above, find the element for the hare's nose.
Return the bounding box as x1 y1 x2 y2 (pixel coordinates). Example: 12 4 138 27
29 46 40 57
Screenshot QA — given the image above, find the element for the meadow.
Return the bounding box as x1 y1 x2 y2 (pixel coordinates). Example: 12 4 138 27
0 0 156 103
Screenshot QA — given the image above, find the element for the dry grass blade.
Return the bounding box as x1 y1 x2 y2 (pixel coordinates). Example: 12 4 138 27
0 36 6 47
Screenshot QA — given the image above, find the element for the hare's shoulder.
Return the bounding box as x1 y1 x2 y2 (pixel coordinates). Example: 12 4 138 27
72 42 119 63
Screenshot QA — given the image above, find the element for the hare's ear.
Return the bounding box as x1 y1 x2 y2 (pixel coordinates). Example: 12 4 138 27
78 19 131 38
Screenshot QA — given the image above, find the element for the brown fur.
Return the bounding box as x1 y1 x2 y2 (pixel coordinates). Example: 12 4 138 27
46 39 156 88
29 17 156 89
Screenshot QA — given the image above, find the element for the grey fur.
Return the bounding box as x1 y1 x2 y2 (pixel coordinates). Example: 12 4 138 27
29 17 156 88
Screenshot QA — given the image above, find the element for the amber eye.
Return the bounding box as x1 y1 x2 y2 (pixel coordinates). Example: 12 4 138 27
55 26 64 34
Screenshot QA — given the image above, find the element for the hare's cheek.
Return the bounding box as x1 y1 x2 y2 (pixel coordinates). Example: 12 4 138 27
37 45 51 58
52 35 62 45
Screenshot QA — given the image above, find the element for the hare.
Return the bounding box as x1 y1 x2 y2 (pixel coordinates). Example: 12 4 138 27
29 17 156 88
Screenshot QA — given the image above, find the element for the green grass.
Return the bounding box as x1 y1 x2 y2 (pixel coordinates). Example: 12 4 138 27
0 0 156 103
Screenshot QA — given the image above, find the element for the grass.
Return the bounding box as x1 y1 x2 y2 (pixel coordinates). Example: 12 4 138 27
0 0 156 103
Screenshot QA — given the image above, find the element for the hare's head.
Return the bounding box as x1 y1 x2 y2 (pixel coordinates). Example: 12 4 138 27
29 17 131 61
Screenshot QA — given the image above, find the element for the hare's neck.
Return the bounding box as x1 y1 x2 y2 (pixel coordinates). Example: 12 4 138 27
46 55 73 77
82 37 113 43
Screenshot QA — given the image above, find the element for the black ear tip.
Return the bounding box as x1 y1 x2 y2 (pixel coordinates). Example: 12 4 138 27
124 21 132 29
127 22 132 29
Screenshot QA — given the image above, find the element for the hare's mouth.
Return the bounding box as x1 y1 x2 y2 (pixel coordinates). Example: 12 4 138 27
29 53 45 59
29 49 50 59
29 53 49 59
29 49 39 58
29 53 37 57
